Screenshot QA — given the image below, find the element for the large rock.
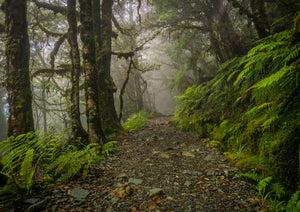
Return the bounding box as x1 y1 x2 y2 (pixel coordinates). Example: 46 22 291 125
67 188 89 201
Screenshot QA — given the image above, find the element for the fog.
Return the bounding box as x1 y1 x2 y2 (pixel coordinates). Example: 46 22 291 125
141 38 177 115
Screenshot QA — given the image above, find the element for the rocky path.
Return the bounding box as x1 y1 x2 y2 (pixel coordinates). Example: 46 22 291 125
16 116 258 212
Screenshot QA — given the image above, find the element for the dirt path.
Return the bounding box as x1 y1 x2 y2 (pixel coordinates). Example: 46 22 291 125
18 116 258 212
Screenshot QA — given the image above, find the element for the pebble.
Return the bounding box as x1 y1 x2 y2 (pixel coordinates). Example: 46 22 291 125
149 188 164 197
158 153 170 159
182 151 195 157
128 178 143 185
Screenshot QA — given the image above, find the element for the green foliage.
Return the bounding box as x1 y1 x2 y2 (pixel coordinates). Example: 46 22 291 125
286 191 300 212
173 24 300 197
46 141 116 182
0 131 62 193
122 111 150 133
0 131 117 194
240 170 286 210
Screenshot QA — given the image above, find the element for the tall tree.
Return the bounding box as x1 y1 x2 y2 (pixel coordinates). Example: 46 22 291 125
229 0 270 38
98 0 123 133
79 0 105 144
4 0 34 137
0 89 7 141
67 0 88 144
249 0 269 38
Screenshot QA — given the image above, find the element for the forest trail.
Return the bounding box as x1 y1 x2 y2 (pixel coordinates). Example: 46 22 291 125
21 116 258 212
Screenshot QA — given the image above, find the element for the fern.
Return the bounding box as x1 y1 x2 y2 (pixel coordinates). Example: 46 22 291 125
47 141 117 181
0 131 63 193
257 176 272 195
123 111 150 132
240 170 262 182
286 191 300 212
21 149 35 192
251 66 291 90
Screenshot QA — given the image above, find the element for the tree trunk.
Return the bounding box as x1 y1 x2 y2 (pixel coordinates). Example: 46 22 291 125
250 0 270 39
79 0 104 144
98 0 123 134
67 0 88 145
42 90 47 133
0 90 7 141
5 0 34 138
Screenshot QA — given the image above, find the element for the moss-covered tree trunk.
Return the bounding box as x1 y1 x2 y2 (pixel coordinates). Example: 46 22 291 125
79 0 104 144
67 0 88 145
98 0 123 134
5 0 34 138
250 0 270 39
0 90 7 141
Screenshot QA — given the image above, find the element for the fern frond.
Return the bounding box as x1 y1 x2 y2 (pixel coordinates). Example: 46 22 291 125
251 66 291 90
286 191 300 211
240 171 262 182
284 42 300 65
257 176 272 194
21 149 35 192
270 183 285 199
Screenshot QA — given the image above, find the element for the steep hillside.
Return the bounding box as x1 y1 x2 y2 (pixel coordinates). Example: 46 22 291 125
173 19 300 192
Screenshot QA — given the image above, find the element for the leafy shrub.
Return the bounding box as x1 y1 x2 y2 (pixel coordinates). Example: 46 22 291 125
122 111 150 132
0 131 62 193
0 131 117 194
47 141 117 182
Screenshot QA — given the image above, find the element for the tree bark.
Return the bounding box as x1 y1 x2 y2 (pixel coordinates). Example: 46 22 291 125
5 0 34 138
79 0 104 144
98 0 123 134
250 0 270 39
67 0 89 145
0 90 7 141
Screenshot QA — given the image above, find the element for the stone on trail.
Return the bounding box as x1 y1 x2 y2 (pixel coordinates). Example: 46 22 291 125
182 151 195 158
67 188 89 201
158 153 170 159
204 154 212 161
184 181 192 187
139 200 157 210
24 198 40 204
128 178 143 185
109 185 132 198
25 197 50 212
117 173 128 179
149 188 164 197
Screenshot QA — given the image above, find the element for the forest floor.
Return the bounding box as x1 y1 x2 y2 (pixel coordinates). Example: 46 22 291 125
7 116 261 212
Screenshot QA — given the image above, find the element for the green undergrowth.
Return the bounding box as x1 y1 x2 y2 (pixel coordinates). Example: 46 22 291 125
122 111 152 132
0 130 117 199
173 20 300 206
240 170 300 211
